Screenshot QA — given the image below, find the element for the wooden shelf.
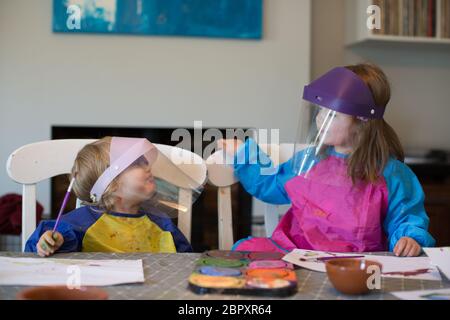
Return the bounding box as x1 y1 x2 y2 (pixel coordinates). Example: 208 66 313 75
345 0 450 47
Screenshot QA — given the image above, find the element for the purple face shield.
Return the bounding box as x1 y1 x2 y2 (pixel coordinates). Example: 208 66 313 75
288 67 386 177
302 67 385 119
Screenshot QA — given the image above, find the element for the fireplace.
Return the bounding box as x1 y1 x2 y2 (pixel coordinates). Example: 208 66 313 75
51 126 252 252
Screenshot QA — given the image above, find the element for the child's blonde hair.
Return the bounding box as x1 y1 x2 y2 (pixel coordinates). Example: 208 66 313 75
70 137 119 212
345 63 405 183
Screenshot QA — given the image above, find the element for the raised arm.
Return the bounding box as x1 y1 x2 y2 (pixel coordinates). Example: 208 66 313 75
231 139 296 205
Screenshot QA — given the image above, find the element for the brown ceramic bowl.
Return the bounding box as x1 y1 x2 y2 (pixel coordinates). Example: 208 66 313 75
325 258 382 295
17 286 109 300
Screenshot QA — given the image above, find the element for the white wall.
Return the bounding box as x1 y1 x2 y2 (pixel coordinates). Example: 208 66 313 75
312 0 450 150
0 0 311 213
345 46 450 150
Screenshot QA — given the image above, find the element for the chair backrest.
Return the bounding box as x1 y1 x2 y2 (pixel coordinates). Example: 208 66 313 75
6 139 207 251
206 143 294 250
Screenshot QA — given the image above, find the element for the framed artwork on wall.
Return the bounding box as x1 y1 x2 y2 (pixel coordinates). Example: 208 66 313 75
53 0 263 39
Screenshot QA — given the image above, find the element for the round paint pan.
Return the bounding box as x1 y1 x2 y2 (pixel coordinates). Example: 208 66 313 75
248 260 288 270
246 268 290 279
199 266 242 277
197 257 247 268
248 252 285 261
246 277 292 289
206 250 247 260
189 273 245 289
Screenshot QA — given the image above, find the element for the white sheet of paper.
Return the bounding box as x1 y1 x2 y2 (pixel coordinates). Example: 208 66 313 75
0 257 145 286
282 249 442 281
423 247 450 280
391 288 450 300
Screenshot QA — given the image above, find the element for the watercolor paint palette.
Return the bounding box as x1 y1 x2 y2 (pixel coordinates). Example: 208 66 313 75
188 250 298 297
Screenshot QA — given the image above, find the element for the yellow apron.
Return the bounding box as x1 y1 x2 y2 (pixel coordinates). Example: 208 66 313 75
82 213 177 253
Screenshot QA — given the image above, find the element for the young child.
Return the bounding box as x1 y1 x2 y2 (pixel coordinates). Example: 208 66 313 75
25 137 193 256
219 63 435 257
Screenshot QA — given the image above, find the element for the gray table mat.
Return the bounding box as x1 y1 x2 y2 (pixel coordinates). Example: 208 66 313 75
1 252 449 300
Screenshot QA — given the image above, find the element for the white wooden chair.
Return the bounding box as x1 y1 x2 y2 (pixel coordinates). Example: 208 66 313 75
6 139 207 251
206 143 295 250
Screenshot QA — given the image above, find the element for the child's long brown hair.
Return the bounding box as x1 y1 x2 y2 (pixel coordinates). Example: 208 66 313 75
345 63 404 183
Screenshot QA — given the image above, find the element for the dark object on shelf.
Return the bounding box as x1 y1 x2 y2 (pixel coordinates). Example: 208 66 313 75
405 148 449 164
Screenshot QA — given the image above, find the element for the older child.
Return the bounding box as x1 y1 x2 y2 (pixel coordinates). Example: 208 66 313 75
220 64 435 257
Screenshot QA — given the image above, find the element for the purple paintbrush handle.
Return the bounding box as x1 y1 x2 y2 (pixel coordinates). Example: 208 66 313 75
52 178 75 233
52 191 71 233
317 255 365 261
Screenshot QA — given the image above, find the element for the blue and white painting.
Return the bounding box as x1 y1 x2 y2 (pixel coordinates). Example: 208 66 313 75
53 0 263 39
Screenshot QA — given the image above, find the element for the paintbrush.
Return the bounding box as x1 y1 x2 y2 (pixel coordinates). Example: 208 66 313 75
299 255 365 262
51 177 75 236
317 255 365 261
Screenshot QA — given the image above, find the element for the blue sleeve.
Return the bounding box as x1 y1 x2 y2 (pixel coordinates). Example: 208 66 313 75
147 213 193 252
24 220 81 253
233 138 318 205
233 138 294 204
383 159 436 251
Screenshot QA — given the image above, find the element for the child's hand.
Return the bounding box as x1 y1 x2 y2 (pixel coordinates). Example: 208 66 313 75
393 237 421 257
37 231 64 257
217 139 243 157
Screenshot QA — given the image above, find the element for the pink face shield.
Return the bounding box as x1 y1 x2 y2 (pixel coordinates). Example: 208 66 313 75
89 137 204 218
90 137 157 202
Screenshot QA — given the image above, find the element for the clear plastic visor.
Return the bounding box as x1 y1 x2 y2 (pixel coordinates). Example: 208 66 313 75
291 102 357 177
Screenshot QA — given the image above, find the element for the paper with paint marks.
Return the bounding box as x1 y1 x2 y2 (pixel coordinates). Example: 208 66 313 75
282 249 442 281
0 257 144 286
390 288 450 300
423 247 450 281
